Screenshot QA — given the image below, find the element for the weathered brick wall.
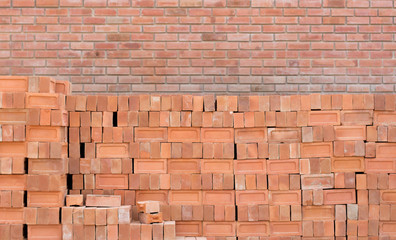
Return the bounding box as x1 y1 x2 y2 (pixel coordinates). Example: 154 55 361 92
1 0 395 94
3 76 396 239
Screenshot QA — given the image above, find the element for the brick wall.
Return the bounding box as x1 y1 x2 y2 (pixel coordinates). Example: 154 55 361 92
1 0 396 94
3 76 396 239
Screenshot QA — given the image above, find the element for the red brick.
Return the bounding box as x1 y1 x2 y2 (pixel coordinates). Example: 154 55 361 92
201 128 234 143
301 174 334 190
323 189 356 204
237 221 269 237
201 159 233 173
236 190 268 205
0 109 28 124
303 206 335 220
309 111 340 126
26 126 65 142
376 143 396 158
86 195 121 207
134 159 167 174
341 110 373 125
0 175 26 190
235 128 267 143
167 127 201 142
332 157 365 172
28 225 62 240
96 143 129 158
0 76 28 92
168 159 200 173
169 191 202 205
27 191 64 207
203 222 236 237
334 126 366 140
301 142 332 158
0 208 24 224
135 127 167 142
270 221 302 236
234 159 266 174
96 174 128 189
269 190 301 205
0 142 26 158
25 93 62 109
374 112 396 125
268 127 301 143
267 159 299 174
136 190 168 204
66 195 83 207
175 221 202 236
203 190 234 205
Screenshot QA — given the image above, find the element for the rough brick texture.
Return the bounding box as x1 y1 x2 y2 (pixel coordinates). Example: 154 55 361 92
1 1 396 94
5 75 396 239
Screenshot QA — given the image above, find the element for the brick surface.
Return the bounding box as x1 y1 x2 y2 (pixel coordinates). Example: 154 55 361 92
4 76 396 238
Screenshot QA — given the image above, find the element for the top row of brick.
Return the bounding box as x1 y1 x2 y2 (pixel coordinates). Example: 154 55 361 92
65 94 396 113
0 76 70 96
3 76 396 112
4 0 353 8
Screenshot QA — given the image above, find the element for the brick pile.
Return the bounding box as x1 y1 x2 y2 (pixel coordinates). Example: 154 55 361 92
2 75 396 239
0 76 70 239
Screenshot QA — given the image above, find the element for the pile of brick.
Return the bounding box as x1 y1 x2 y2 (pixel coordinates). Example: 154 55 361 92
62 194 130 239
2 75 396 239
0 76 70 239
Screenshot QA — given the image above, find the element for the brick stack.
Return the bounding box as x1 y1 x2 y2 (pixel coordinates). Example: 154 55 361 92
0 76 29 239
24 76 69 239
66 94 135 207
0 76 69 239
4 76 396 238
62 194 132 239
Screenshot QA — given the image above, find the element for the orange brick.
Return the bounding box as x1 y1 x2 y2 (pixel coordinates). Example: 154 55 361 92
168 128 200 142
201 128 234 143
236 190 268 205
323 189 356 204
237 221 269 237
334 126 366 141
96 174 128 189
86 195 121 207
301 142 332 158
28 225 62 240
0 76 28 92
234 159 266 174
270 221 302 236
27 191 64 207
235 128 267 143
203 190 234 205
134 159 167 174
96 143 129 158
135 127 168 142
267 159 299 174
269 190 301 205
203 222 236 237
168 159 200 173
201 159 233 173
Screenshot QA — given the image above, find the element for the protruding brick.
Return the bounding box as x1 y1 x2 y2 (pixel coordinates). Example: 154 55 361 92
323 189 356 204
86 195 121 207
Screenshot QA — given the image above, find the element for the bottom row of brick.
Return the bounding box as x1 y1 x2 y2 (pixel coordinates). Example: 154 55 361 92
2 221 396 239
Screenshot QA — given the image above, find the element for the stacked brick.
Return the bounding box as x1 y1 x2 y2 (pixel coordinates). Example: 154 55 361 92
0 76 69 239
4 76 396 238
24 77 69 239
62 194 134 239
